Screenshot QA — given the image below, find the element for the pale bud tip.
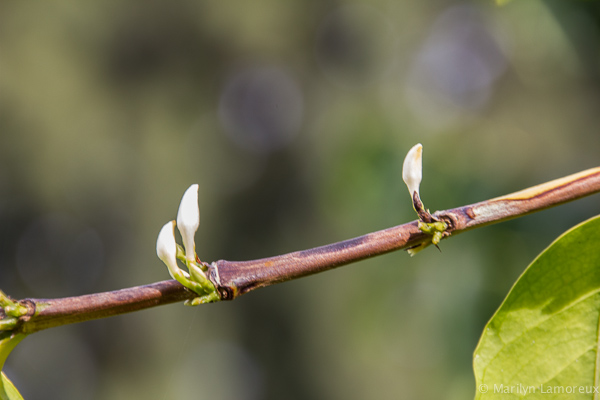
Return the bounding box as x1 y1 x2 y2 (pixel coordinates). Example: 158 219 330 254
177 184 200 262
402 143 423 198
157 221 177 270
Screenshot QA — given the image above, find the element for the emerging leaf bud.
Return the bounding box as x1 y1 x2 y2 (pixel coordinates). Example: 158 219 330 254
156 221 181 280
402 143 423 198
177 184 200 262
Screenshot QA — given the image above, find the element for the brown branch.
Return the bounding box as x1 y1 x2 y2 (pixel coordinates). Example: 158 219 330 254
17 280 194 334
9 166 600 334
211 167 600 298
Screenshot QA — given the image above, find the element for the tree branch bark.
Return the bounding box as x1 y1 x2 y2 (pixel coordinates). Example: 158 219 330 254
7 166 600 334
211 167 600 298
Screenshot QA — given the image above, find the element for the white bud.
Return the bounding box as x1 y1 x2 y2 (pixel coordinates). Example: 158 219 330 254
402 143 423 198
177 184 200 262
157 221 181 280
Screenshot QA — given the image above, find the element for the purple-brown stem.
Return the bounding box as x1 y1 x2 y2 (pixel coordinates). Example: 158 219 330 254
211 167 600 298
8 166 600 333
17 280 193 334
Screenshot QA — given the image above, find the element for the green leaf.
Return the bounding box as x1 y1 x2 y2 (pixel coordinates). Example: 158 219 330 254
0 332 26 400
474 215 600 399
1 372 24 400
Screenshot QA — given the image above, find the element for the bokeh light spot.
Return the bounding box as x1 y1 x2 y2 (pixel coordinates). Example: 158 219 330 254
405 4 508 129
218 66 303 154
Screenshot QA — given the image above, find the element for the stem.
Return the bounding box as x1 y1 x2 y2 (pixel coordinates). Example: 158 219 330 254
211 167 600 298
20 281 195 334
6 166 600 332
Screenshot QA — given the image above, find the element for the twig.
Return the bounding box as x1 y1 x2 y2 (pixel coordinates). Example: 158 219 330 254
16 281 192 334
211 167 600 298
8 166 600 334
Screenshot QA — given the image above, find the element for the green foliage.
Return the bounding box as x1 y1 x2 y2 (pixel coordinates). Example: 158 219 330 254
474 215 600 399
1 373 23 400
0 333 26 400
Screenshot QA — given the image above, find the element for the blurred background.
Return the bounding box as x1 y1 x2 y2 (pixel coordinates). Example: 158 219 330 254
1 0 600 399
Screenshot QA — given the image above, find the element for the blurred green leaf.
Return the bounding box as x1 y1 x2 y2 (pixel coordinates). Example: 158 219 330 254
474 215 600 399
1 373 23 400
0 333 26 400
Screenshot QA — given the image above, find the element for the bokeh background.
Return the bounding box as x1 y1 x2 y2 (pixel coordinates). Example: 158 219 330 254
1 0 600 399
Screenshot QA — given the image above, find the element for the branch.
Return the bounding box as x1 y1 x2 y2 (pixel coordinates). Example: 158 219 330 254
211 167 600 298
13 281 191 334
6 166 600 334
